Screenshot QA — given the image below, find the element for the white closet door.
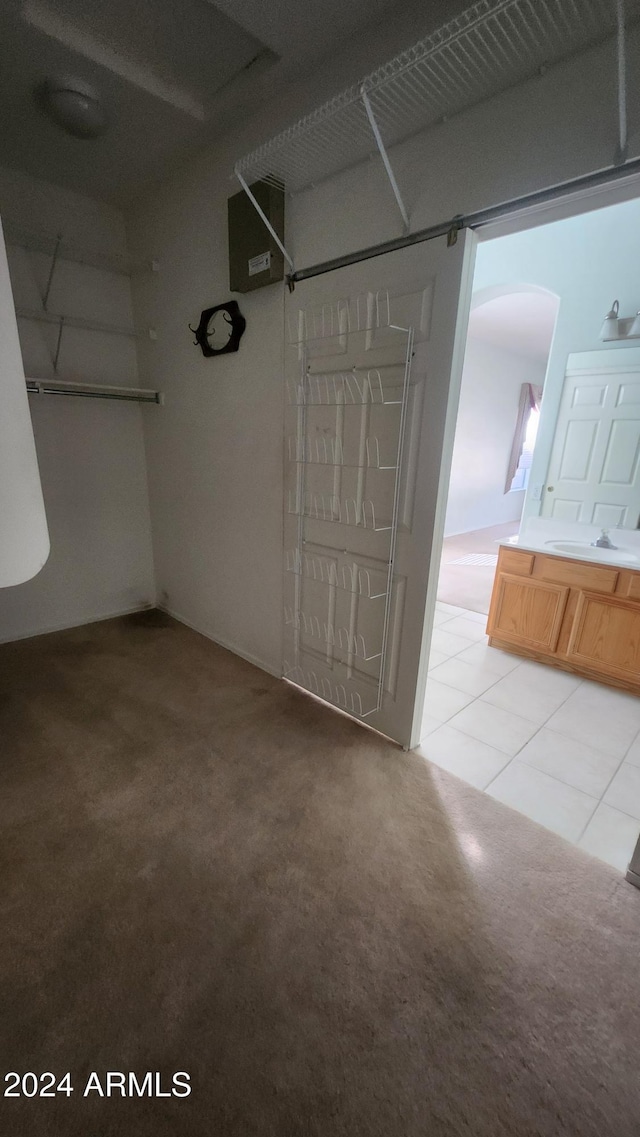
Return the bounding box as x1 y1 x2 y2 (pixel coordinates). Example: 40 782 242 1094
283 232 476 749
542 349 640 529
0 217 49 587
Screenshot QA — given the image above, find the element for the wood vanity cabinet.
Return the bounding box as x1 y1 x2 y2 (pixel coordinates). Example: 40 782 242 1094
486 546 640 694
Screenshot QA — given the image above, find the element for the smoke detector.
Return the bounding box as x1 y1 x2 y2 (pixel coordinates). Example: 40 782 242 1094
36 76 107 139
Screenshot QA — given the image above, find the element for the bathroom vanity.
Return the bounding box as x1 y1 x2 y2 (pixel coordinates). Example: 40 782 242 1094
484 343 640 695
487 540 640 694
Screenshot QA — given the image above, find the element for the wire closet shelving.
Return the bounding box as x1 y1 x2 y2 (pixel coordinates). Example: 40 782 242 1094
5 224 161 404
235 0 639 243
3 224 156 278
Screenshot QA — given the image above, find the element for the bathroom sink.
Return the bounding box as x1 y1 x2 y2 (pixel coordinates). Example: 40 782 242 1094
544 540 639 564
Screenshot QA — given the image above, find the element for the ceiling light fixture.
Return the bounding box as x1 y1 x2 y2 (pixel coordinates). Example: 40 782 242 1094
36 76 107 139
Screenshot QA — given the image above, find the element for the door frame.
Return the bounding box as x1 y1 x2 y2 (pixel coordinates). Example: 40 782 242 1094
411 171 640 750
472 168 640 245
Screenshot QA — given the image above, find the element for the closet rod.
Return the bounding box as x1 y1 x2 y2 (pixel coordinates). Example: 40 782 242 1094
289 155 640 284
26 379 162 404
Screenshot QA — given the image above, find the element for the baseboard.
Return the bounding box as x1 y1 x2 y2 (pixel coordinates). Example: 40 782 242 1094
443 519 523 540
0 601 283 680
0 603 155 646
158 604 281 679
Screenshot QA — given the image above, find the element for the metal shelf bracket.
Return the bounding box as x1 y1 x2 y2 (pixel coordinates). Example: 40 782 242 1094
361 87 410 232
234 167 295 272
43 232 62 310
616 0 629 165
53 316 65 373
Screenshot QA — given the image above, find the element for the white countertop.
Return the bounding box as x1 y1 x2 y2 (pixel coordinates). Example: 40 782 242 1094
498 522 640 571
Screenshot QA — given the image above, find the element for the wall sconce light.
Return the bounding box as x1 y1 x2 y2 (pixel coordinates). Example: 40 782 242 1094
600 300 619 340
600 299 640 342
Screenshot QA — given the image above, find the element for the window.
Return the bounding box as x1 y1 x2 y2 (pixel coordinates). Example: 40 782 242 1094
509 403 540 491
505 383 543 494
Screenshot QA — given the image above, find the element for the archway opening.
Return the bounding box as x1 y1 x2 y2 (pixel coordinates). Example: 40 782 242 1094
437 286 560 614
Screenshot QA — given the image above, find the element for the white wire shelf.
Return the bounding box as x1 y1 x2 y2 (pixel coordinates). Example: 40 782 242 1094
288 492 392 530
236 0 636 195
287 367 403 406
287 435 397 469
284 607 382 661
4 224 156 277
285 550 389 599
16 306 153 340
283 663 378 718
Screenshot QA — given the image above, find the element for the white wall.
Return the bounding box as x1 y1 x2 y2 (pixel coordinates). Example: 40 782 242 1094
473 195 640 528
444 339 545 537
0 167 155 642
126 19 640 675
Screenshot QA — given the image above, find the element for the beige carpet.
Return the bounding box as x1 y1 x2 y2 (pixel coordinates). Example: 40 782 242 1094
1 612 639 1136
438 522 520 613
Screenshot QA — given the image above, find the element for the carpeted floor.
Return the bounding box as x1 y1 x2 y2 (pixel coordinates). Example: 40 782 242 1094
1 612 639 1137
438 522 519 613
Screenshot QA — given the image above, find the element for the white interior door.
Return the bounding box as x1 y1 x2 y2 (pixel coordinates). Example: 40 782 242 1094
283 233 476 749
542 348 640 529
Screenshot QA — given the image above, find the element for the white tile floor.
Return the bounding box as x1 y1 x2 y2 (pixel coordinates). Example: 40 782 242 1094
416 602 640 873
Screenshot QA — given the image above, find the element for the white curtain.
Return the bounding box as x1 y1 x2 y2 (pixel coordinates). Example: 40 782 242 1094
505 383 542 493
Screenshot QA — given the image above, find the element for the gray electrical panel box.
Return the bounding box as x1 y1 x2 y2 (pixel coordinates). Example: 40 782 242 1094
228 181 285 293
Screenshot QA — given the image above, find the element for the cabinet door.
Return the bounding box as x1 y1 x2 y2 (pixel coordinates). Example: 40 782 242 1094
487 573 569 652
567 591 640 682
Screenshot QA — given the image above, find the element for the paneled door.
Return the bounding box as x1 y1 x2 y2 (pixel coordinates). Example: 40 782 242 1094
283 234 476 749
542 348 640 528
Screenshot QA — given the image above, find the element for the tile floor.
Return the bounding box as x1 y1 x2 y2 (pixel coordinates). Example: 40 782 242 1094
417 601 640 874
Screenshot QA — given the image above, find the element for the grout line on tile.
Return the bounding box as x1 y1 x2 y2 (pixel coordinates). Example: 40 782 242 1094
427 661 516 701
429 605 640 825
444 710 535 759
482 677 590 792
575 818 594 846
589 754 627 809
431 607 640 860
574 799 602 845
620 723 640 763
587 798 640 829
483 754 515 793
534 717 632 763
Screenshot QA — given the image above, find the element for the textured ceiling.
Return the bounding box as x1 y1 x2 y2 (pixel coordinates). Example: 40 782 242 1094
0 0 428 204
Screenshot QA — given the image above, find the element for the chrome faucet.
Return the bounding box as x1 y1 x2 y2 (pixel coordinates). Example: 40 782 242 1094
591 528 618 550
